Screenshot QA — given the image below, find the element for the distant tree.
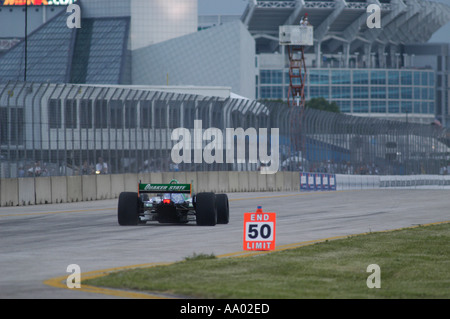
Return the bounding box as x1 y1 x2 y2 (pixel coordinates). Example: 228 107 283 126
305 97 340 113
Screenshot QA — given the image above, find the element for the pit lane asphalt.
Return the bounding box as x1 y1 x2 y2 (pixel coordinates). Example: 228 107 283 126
0 189 448 299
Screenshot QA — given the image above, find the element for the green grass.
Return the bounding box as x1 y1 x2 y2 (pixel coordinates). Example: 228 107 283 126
83 223 450 299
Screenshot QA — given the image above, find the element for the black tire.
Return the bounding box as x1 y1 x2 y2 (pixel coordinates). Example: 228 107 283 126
118 192 139 225
216 193 229 224
195 192 217 226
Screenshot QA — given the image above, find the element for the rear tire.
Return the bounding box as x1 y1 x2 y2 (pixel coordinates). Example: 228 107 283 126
216 194 229 224
195 192 217 226
118 192 139 225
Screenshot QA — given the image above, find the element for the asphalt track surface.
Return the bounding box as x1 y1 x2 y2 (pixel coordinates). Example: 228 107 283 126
0 189 449 299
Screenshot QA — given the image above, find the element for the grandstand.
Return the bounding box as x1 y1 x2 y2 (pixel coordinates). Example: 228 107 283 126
243 0 450 124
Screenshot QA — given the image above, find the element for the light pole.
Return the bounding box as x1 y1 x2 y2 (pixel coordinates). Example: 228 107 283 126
24 1 28 82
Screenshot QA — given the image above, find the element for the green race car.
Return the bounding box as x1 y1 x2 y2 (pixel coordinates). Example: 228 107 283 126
118 179 229 226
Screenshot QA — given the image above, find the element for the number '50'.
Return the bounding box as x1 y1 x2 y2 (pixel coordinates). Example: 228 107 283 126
248 224 272 239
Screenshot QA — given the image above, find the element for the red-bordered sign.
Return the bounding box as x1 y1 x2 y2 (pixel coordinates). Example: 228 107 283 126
243 207 276 251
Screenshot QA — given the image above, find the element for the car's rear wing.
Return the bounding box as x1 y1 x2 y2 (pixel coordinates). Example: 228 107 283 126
138 183 191 195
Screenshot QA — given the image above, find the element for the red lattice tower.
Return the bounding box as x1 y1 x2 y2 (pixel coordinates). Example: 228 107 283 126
287 45 307 109
279 24 313 157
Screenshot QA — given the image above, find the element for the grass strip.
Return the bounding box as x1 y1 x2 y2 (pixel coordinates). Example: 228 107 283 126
83 222 450 299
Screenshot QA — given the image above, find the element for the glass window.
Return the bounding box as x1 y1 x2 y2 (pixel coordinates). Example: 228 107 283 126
0 107 7 144
125 100 137 129
429 88 435 100
84 19 129 84
337 100 351 113
80 100 92 129
331 86 340 99
271 70 282 84
353 86 368 99
9 108 24 145
401 101 412 113
353 70 369 84
414 87 421 100
319 70 329 84
421 72 428 86
353 100 368 113
284 71 290 84
414 101 421 114
332 86 350 99
65 99 77 129
429 73 435 86
94 100 108 129
320 86 329 99
429 102 435 114
342 87 351 98
331 70 351 84
48 99 62 129
371 86 386 99
421 102 428 114
168 104 181 129
401 71 412 85
414 72 421 86
309 70 320 85
154 100 167 129
260 86 271 99
272 86 282 99
260 86 283 99
260 70 270 84
388 71 399 85
109 100 123 129
371 71 386 85
401 87 412 99
388 86 399 99
388 101 399 113
421 88 428 100
310 86 320 98
0 13 75 83
371 101 386 113
141 100 152 129
262 70 283 84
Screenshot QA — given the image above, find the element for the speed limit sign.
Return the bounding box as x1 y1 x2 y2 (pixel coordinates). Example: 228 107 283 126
243 206 276 251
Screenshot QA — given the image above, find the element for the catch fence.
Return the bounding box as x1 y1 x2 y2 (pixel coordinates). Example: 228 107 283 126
1 81 449 178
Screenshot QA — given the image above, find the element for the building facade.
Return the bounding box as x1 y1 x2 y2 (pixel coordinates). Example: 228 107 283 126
242 0 450 124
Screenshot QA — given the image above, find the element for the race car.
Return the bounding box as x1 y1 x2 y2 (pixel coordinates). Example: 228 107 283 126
118 179 229 226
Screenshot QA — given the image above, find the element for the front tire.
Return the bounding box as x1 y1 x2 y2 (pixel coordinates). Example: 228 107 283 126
195 192 217 226
118 192 139 225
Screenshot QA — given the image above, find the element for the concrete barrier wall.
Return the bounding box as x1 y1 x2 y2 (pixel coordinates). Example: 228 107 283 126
0 171 299 207
335 174 450 190
2 172 450 207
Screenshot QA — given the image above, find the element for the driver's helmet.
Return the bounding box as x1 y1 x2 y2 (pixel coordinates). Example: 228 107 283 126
166 179 185 203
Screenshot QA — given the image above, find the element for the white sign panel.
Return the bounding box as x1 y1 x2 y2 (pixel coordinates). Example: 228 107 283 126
279 25 314 46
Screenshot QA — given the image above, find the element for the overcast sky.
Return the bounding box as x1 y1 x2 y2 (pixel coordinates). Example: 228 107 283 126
198 0 450 43
198 0 248 15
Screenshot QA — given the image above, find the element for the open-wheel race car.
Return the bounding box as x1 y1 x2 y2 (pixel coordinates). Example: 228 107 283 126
118 179 229 226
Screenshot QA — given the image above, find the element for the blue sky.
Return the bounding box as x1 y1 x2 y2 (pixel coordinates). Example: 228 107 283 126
198 0 450 43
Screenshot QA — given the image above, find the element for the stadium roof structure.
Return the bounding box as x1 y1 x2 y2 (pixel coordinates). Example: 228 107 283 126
241 0 450 54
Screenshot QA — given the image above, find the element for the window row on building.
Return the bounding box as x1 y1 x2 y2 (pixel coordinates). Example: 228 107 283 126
259 85 435 100
257 68 436 115
335 100 435 114
259 69 435 86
